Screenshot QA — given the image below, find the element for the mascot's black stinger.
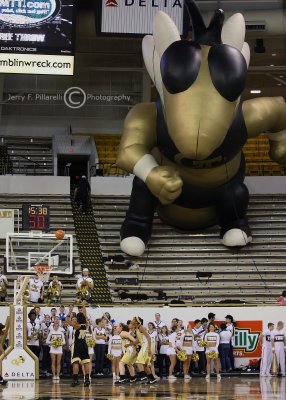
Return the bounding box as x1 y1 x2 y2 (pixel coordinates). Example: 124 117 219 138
116 0 286 257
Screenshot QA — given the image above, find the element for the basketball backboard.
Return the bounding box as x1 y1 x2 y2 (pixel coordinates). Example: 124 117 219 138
5 232 73 275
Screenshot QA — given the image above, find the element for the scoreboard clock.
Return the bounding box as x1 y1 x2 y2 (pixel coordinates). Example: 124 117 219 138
22 204 50 232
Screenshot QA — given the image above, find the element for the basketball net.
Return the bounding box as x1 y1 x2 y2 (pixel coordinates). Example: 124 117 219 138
32 264 54 283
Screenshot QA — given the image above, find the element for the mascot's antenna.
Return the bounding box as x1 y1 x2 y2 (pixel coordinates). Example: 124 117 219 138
185 0 224 45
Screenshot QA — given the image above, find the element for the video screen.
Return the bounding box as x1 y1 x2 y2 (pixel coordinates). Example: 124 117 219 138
0 0 76 55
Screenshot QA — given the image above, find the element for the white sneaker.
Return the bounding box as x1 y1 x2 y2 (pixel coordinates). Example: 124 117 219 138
184 375 191 381
116 375 120 380
168 375 177 381
52 376 57 381
205 374 210 380
112 374 117 380
217 374 221 381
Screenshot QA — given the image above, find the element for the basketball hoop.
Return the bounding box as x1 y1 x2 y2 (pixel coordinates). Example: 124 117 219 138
32 264 53 283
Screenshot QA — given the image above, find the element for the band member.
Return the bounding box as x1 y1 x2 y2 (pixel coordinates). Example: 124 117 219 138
0 269 8 302
158 325 170 377
47 276 63 304
27 310 41 357
225 315 235 370
0 323 8 385
66 306 90 387
219 323 232 373
28 273 44 303
153 313 166 333
204 323 220 381
41 314 52 375
191 319 206 374
76 268 94 304
94 317 107 376
167 324 183 381
115 322 138 384
85 320 95 379
259 322 275 377
108 324 122 380
181 322 194 381
46 319 66 381
272 321 286 376
130 316 157 384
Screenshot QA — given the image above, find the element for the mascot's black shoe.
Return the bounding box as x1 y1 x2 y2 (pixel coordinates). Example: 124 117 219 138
71 380 80 387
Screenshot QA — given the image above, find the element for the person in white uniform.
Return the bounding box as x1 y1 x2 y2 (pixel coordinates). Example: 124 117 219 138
108 324 123 380
272 321 286 377
46 319 66 381
259 322 274 377
167 325 183 381
204 323 220 381
180 323 193 381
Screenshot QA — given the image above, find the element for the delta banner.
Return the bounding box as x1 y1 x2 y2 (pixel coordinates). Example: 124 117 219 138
101 0 184 35
189 320 263 358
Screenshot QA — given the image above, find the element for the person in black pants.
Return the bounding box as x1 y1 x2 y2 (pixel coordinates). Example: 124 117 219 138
75 176 91 213
219 323 232 372
94 318 107 376
0 323 8 385
225 315 235 370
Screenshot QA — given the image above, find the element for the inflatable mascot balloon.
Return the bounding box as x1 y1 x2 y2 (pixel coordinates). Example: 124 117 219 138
116 0 286 257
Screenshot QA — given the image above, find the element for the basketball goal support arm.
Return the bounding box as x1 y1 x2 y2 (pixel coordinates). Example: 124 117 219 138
15 276 30 304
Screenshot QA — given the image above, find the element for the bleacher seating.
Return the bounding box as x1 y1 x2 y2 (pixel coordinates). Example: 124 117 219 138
243 134 283 176
92 194 286 305
92 134 127 176
0 194 81 304
4 136 53 175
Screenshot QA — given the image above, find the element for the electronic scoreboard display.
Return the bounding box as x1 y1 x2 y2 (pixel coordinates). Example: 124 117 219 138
22 203 50 231
0 0 76 55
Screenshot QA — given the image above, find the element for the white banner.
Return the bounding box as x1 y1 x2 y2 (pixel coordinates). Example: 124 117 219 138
2 306 36 380
102 0 184 35
0 210 14 239
0 53 74 75
2 348 36 381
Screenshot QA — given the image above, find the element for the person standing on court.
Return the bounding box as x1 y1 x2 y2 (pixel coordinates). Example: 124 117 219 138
259 322 274 377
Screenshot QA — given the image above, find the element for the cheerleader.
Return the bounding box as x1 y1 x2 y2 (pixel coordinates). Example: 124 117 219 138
41 315 52 376
108 324 122 380
158 325 170 377
130 316 157 384
147 322 159 380
115 322 138 384
85 320 95 379
181 323 194 381
204 323 220 381
66 306 91 387
167 324 183 381
46 319 66 381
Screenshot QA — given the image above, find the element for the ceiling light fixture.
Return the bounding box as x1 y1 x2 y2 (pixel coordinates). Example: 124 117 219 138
250 90 261 94
272 53 277 56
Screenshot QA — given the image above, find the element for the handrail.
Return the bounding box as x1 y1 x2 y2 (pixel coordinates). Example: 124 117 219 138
90 162 128 177
16 155 41 168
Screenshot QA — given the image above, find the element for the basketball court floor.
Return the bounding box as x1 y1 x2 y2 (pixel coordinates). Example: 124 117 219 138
0 376 284 399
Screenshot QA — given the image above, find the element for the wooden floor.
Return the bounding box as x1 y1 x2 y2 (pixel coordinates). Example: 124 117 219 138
0 377 285 399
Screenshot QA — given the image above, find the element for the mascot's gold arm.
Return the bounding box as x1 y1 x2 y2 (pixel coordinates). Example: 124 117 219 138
243 96 286 163
117 102 183 205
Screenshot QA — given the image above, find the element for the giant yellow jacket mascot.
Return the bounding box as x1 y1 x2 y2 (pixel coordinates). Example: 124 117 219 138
116 0 286 257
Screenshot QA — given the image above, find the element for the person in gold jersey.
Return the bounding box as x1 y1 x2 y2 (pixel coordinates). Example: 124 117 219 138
130 316 157 384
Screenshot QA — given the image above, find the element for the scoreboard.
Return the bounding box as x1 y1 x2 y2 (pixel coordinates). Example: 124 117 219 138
22 203 50 231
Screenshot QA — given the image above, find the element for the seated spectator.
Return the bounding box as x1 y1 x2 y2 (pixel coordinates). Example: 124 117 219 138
277 291 286 306
28 274 44 304
0 269 8 302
